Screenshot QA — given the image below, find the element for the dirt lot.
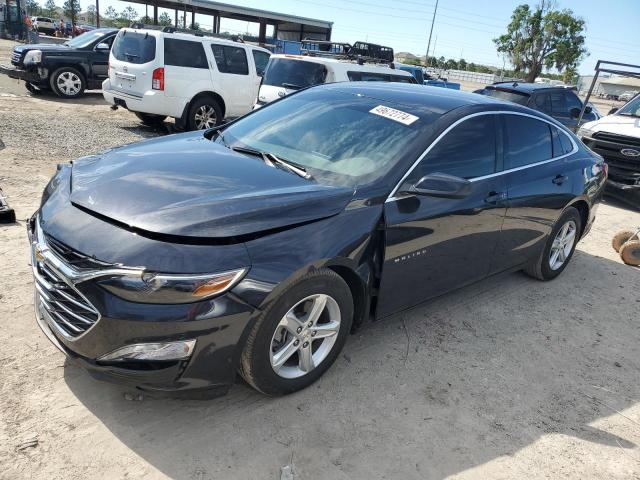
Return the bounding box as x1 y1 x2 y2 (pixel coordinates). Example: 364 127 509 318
1 38 640 479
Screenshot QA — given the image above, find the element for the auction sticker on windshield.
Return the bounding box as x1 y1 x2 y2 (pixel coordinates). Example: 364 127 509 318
369 105 419 125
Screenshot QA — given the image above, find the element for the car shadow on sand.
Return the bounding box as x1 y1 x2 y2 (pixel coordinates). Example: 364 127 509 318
62 249 640 479
28 89 107 106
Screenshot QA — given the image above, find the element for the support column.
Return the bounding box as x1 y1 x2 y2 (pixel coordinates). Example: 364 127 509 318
174 9 178 27
96 0 100 27
183 3 187 28
153 3 157 25
258 19 266 46
191 8 195 29
299 24 304 42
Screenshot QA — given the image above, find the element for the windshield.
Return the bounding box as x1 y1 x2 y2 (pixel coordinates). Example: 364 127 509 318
219 89 437 187
263 58 327 89
65 30 110 48
481 88 530 106
112 31 157 64
617 95 640 117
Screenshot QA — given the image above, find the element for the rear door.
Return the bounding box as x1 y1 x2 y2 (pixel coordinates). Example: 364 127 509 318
163 37 210 102
491 113 576 273
377 114 507 317
109 30 158 97
209 43 254 117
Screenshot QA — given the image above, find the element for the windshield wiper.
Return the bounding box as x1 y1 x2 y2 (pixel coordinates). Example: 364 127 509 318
281 82 304 90
231 146 311 180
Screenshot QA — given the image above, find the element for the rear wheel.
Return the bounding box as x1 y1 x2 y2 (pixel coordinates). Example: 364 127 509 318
239 269 353 395
187 96 222 130
134 112 167 127
620 241 640 266
524 207 582 281
50 67 85 98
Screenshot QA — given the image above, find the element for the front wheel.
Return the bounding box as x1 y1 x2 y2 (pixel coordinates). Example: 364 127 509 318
239 269 353 395
524 207 582 280
50 67 85 98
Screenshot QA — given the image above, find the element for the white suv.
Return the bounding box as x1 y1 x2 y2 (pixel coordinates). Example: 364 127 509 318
255 54 415 108
102 28 271 130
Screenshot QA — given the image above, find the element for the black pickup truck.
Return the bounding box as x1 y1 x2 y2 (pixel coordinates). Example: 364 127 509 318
0 28 117 98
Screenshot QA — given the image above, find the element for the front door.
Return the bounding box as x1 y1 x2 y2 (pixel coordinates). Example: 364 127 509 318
377 114 507 318
90 34 115 83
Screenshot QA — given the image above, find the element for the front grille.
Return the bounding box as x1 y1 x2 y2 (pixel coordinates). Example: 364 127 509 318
11 50 21 66
593 132 640 148
45 234 111 270
34 255 100 338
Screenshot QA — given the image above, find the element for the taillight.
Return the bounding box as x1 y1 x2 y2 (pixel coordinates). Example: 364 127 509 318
152 67 164 91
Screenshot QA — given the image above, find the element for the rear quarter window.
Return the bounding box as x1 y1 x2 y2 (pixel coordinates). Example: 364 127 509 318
211 45 249 75
164 38 208 69
112 31 156 64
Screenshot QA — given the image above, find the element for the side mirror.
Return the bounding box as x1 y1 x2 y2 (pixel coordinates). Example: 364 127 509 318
584 105 592 114
608 107 619 115
96 42 110 51
402 173 472 199
570 107 581 118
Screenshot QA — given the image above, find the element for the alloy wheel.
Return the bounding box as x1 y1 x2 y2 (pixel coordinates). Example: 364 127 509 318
549 220 577 270
194 105 217 129
270 294 341 379
56 71 81 96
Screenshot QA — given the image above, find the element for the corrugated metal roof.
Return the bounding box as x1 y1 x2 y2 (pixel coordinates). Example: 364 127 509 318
600 76 640 87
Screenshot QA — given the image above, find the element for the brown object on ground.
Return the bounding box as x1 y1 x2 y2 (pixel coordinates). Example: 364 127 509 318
619 240 640 266
612 229 636 252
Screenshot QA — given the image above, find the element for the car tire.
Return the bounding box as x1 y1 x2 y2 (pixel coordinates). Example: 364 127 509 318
134 112 167 127
524 206 582 281
612 230 635 253
187 96 222 130
619 241 640 266
50 67 86 98
239 268 353 396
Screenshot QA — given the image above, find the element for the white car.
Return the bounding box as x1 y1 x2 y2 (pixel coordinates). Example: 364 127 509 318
619 91 638 103
32 16 56 35
102 28 271 130
254 54 415 108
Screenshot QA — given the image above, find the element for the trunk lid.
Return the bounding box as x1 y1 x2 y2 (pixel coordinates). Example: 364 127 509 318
109 29 159 97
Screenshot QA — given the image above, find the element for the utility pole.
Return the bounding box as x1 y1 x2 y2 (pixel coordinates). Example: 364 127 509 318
425 0 438 67
96 0 100 27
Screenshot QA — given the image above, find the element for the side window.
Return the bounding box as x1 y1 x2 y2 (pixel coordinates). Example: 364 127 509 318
252 50 270 76
211 45 249 75
390 75 414 83
409 115 497 181
564 91 582 111
503 115 553 168
550 126 574 157
533 93 551 114
558 128 574 154
550 91 567 115
164 38 208 69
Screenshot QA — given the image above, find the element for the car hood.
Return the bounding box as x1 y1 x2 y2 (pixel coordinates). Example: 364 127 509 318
583 114 640 138
69 131 355 239
14 43 71 54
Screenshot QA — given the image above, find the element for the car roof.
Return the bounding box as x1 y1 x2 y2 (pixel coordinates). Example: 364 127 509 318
488 82 572 93
268 54 412 76
318 81 521 114
121 28 269 52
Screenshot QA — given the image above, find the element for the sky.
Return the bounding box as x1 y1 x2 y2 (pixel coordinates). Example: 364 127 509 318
61 0 639 75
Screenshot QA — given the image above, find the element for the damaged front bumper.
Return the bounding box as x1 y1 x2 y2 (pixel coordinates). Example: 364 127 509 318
0 63 48 84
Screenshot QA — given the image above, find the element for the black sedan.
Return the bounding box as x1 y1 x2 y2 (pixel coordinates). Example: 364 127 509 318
1 28 117 98
29 83 606 397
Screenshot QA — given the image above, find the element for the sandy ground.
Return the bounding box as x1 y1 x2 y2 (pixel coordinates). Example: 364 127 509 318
1 38 640 480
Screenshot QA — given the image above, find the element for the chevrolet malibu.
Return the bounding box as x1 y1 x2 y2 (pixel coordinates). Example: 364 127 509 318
29 83 606 397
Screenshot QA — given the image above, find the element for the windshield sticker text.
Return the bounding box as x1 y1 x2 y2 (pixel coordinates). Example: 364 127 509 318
370 105 419 125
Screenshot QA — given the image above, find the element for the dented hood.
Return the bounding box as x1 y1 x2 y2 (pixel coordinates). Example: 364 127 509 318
70 131 354 239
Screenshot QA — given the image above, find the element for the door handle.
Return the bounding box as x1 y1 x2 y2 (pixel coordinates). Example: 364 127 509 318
485 191 506 204
552 175 568 185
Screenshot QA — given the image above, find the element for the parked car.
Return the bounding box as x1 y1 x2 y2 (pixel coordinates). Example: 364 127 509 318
578 94 640 209
102 28 271 130
475 82 597 131
619 91 638 103
30 83 605 397
0 28 117 97
255 54 415 108
31 16 56 35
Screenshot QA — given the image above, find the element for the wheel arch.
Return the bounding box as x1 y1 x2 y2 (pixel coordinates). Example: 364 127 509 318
49 62 89 82
566 198 590 238
325 263 370 331
188 91 226 119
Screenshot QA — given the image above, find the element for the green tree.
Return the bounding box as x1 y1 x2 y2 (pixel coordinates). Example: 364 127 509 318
189 22 200 30
158 11 172 26
494 0 587 83
458 58 467 71
43 0 57 17
120 6 138 23
86 4 96 25
140 15 152 24
62 0 80 25
25 0 41 15
445 58 458 70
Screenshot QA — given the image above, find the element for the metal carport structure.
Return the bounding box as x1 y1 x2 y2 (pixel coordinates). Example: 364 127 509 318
114 0 332 45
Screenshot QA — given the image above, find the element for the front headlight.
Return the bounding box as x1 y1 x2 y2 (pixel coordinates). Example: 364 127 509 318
23 49 42 65
577 127 592 140
97 268 248 304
